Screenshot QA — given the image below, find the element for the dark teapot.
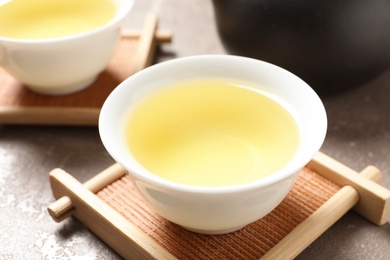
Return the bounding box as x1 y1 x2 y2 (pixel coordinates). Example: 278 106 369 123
211 0 390 94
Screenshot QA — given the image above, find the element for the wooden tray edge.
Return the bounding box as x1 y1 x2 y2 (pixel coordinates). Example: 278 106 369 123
0 107 100 126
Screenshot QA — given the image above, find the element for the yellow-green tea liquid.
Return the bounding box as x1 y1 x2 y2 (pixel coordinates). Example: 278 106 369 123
0 0 115 39
125 78 300 187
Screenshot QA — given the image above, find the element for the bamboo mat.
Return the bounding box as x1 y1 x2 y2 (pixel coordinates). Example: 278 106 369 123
96 167 340 259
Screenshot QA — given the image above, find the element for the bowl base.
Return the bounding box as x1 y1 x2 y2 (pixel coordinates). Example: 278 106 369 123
26 75 98 96
182 224 246 235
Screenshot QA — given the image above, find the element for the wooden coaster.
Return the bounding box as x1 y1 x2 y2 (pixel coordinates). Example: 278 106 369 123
47 152 390 259
96 167 340 259
0 14 171 126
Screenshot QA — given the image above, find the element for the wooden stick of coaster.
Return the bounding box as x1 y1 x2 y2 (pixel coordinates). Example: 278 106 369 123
122 29 172 43
133 13 159 73
307 152 390 225
49 168 175 260
48 163 126 222
0 107 100 126
261 165 380 260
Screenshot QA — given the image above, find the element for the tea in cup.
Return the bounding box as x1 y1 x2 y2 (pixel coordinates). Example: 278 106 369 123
0 0 133 95
99 55 327 234
124 77 301 187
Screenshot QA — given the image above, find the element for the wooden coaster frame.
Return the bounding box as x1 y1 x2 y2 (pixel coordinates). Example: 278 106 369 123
0 14 169 126
47 152 390 259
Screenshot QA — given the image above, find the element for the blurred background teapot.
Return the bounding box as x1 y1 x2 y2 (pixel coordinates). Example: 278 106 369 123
211 0 390 95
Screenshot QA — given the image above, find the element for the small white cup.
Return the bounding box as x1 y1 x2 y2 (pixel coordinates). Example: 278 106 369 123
99 55 327 234
0 0 133 95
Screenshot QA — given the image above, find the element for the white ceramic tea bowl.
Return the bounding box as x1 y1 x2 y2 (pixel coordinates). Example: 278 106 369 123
99 55 327 234
0 0 133 95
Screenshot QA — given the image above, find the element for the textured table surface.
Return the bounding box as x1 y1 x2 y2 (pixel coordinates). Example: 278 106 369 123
1 0 389 259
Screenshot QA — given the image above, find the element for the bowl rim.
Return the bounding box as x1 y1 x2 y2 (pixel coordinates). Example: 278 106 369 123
99 54 327 195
